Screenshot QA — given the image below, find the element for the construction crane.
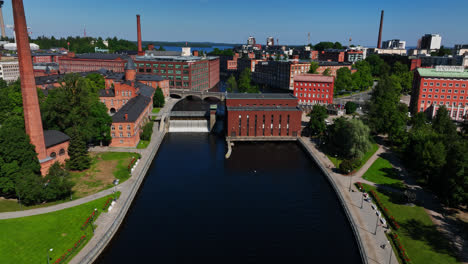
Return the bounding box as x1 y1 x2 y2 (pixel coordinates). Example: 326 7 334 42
6 24 31 42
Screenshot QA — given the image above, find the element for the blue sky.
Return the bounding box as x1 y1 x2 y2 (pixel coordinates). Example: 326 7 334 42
2 0 468 47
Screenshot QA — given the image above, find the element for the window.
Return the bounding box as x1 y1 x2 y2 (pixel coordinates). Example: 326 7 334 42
449 83 453 87
454 90 458 93
460 96 464 100
119 125 122 130
442 89 446 93
424 82 427 86
127 125 131 130
175 65 181 69
168 64 174 68
119 133 123 137
447 95 451 99
168 70 174 74
455 83 459 87
111 125 115 130
448 90 452 93
435 89 439 93
50 152 56 159
441 95 444 99
421 100 425 104
112 132 115 137
463 84 466 88
423 88 427 92
427 101 431 104
429 82 433 86
453 96 457 99
153 64 158 68
428 95 432 98
160 69 166 74
429 89 433 92
127 133 131 137
422 94 426 98
434 95 438 98
436 83 440 86
443 83 447 87
160 64 166 68
59 149 66 156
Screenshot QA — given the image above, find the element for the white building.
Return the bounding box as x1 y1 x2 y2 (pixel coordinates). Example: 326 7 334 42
382 39 406 49
419 34 442 51
0 60 20 82
267 36 274 46
3 42 39 51
247 36 256 45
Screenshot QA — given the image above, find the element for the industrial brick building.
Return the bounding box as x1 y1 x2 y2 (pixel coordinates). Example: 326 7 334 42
410 66 468 121
319 49 345 62
58 52 128 73
134 47 220 91
293 74 334 105
226 94 302 139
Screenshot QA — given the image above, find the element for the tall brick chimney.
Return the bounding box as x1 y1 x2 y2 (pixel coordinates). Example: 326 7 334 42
377 10 384 49
137 14 144 56
0 1 6 38
12 0 47 160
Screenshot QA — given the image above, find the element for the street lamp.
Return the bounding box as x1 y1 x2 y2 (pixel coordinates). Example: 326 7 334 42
47 248 53 264
374 214 379 235
91 208 97 233
348 170 352 192
387 240 392 264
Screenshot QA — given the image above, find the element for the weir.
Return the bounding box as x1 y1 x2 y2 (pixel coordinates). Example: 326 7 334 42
169 119 209 132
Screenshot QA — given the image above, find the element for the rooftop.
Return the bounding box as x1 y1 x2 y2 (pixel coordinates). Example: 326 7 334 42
227 106 301 111
43 130 70 148
417 67 468 78
112 95 151 123
135 55 218 62
294 74 334 83
226 93 297 100
73 53 128 60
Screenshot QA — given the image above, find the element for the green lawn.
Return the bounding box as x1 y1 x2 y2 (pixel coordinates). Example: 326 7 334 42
362 184 459 264
0 193 119 264
0 199 69 213
99 152 141 181
327 143 379 171
152 107 161 114
137 140 150 149
362 157 405 189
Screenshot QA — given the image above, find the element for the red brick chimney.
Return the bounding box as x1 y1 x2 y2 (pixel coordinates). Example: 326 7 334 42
137 15 144 56
377 10 384 49
12 0 47 161
124 113 128 121
147 44 154 51
193 50 199 57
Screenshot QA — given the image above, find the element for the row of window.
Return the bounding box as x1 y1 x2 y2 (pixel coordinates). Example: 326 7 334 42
296 88 330 92
422 94 467 100
420 107 466 118
422 88 466 94
112 132 133 138
153 69 190 75
111 125 132 130
421 100 468 107
137 63 189 69
296 82 331 88
50 149 67 159
299 99 328 104
423 82 466 88
236 114 292 137
295 93 329 99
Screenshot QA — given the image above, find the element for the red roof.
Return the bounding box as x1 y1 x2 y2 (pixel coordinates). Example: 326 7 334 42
294 74 334 83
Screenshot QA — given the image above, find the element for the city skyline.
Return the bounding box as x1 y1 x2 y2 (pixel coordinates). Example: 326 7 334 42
1 0 468 47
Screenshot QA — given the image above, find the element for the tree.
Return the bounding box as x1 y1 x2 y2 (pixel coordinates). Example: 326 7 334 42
345 102 357 114
322 68 331 76
366 75 408 143
153 87 165 107
85 73 105 92
140 122 153 141
308 61 319 74
365 54 390 77
42 162 74 202
333 42 343 49
308 105 328 136
314 42 335 51
66 129 91 171
335 67 353 93
391 62 413 94
238 68 258 93
15 172 44 205
352 61 373 91
157 45 166 51
327 117 372 159
226 74 237 92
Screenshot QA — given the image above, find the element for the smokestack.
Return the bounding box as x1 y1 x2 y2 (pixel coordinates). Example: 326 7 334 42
0 1 5 38
12 0 47 160
137 14 144 56
377 10 384 49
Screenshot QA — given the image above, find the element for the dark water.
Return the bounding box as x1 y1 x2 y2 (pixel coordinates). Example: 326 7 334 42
96 134 361 264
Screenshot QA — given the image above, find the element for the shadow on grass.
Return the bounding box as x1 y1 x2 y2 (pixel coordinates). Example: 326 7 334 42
379 167 402 181
375 187 407 205
402 219 459 258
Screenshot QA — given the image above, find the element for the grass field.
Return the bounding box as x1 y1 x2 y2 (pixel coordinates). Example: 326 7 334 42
0 198 69 213
137 140 150 149
0 193 119 264
362 157 405 189
362 184 459 264
152 107 161 114
327 143 379 171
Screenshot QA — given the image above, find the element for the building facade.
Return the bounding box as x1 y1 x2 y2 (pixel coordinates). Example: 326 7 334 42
0 60 19 82
419 34 442 51
410 66 468 121
382 39 406 49
226 94 302 139
319 49 345 62
59 53 128 73
293 74 334 105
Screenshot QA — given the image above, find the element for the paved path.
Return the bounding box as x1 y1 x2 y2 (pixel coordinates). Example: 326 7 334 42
300 137 398 264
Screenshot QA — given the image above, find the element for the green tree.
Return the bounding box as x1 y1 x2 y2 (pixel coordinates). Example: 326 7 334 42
66 129 91 171
314 42 334 51
153 87 165 107
352 61 373 91
308 61 319 74
365 54 390 77
345 102 357 114
157 45 166 51
226 74 238 92
327 117 372 159
335 67 353 93
238 68 258 93
391 62 413 94
15 172 43 205
322 68 331 76
140 122 153 141
85 73 105 92
42 162 74 202
333 42 343 49
308 105 328 136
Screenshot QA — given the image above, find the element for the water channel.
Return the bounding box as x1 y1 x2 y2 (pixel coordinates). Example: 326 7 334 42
96 130 361 263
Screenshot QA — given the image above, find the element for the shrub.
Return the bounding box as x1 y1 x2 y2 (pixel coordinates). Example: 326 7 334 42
345 101 358 114
140 122 153 141
339 159 355 174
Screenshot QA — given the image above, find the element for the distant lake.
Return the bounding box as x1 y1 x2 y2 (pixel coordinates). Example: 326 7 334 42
161 45 233 53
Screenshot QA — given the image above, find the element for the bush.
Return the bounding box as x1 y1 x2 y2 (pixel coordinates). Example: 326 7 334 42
345 102 357 114
339 159 355 174
140 122 153 141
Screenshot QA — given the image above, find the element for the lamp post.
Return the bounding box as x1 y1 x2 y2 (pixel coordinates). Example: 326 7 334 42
361 192 364 209
47 248 53 264
374 214 379 235
348 170 352 192
387 240 392 264
91 208 97 233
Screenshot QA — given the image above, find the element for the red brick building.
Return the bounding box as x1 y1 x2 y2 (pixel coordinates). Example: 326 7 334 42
319 49 345 62
59 53 128 73
410 66 468 121
32 52 64 63
134 49 220 91
293 74 334 105
226 94 302 139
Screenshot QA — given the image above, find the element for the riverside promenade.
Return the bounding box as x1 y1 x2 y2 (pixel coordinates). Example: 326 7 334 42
299 137 398 264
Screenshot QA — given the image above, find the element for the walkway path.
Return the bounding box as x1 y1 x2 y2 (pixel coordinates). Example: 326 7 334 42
300 137 398 264
354 143 468 264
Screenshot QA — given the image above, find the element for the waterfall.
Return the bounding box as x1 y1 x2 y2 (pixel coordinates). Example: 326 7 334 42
169 120 209 133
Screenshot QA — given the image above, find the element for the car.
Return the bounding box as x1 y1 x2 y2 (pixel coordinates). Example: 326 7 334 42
376 211 381 217
363 193 369 199
371 203 376 210
380 217 386 225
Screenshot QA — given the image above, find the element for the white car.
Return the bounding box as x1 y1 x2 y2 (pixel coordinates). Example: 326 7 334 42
371 203 376 210
380 217 387 225
376 211 381 217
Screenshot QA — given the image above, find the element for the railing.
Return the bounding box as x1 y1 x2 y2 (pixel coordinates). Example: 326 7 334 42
298 138 369 264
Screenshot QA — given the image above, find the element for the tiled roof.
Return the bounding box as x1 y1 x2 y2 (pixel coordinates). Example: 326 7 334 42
226 93 297 100
99 89 115 97
227 106 301 111
294 74 334 83
135 82 155 98
74 53 128 60
112 95 151 123
43 130 70 148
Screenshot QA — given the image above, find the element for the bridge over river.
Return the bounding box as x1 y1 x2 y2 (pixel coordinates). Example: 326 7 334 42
170 89 226 101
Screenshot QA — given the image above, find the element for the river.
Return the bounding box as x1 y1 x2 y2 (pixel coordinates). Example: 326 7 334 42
96 132 361 263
